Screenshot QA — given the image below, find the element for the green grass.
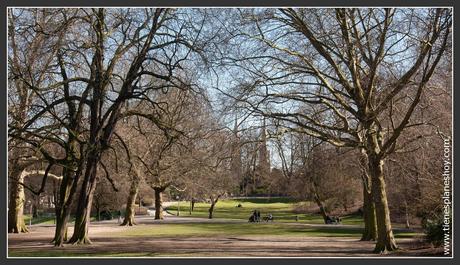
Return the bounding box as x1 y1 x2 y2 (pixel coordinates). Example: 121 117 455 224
114 222 418 238
118 222 355 237
23 215 98 225
23 215 56 225
168 198 363 225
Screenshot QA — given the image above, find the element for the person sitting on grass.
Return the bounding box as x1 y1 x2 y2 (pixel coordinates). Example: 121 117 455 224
264 213 273 222
248 210 257 222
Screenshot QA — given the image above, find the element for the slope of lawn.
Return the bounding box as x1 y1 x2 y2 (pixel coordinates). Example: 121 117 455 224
167 197 363 225
114 222 419 238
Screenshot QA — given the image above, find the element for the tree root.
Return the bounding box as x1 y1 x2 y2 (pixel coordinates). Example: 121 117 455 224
67 236 92 245
373 241 398 254
120 219 137 226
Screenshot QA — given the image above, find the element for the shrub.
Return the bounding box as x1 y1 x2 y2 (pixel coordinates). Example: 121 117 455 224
423 215 447 247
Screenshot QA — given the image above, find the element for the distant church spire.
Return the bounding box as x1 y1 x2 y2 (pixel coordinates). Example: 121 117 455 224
231 114 242 180
258 117 270 172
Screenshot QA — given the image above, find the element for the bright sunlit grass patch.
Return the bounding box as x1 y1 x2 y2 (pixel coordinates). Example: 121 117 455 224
168 198 364 225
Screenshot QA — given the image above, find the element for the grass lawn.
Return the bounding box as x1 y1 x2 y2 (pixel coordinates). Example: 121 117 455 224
168 197 364 225
23 215 56 225
113 222 419 239
23 215 98 225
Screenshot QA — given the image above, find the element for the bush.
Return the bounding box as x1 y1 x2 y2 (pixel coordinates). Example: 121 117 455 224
99 210 113 220
423 215 447 247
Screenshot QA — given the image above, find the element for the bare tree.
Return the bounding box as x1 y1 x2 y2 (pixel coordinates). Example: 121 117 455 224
196 130 236 219
213 8 451 252
7 8 75 234
8 7 207 245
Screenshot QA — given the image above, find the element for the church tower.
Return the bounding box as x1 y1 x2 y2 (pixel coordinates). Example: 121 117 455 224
231 115 242 181
258 117 270 176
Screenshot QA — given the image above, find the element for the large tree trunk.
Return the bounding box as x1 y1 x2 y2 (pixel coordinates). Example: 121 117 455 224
68 155 99 245
32 194 39 218
369 155 398 253
52 165 80 246
154 187 164 220
361 184 377 241
8 168 28 233
67 9 107 245
52 209 70 247
121 178 139 226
